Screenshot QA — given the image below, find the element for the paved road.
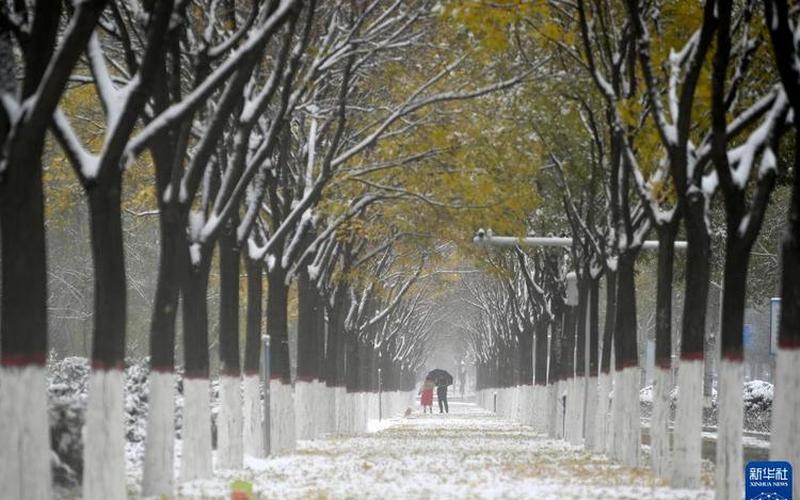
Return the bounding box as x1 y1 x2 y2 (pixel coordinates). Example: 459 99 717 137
178 401 713 499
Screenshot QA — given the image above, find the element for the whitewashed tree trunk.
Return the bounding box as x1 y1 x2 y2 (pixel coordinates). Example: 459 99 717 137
594 372 612 454
672 359 703 488
568 376 585 446
323 385 336 435
0 365 52 500
270 380 296 452
610 370 621 459
242 374 263 457
771 347 800 499
584 375 598 449
294 381 316 440
334 387 348 434
547 383 559 438
557 380 567 439
83 368 126 500
216 375 243 469
715 359 743 500
563 379 573 441
180 378 213 481
142 371 176 497
523 386 534 426
618 366 640 467
650 366 672 478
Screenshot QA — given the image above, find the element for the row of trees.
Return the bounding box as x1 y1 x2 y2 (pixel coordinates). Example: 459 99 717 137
0 1 539 498
451 0 799 497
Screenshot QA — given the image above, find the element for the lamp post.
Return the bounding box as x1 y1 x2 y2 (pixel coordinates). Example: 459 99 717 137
473 228 688 250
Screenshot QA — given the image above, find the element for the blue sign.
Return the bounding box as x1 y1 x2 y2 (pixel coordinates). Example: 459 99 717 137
743 324 754 349
745 461 792 500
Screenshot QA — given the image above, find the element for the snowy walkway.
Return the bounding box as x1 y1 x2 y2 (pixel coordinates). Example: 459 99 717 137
169 401 713 499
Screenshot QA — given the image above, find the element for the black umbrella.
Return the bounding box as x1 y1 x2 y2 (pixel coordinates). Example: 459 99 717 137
426 368 453 387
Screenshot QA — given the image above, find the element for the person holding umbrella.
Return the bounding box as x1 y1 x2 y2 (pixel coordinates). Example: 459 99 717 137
426 369 453 414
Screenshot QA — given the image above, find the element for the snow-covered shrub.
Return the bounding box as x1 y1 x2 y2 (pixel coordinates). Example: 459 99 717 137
639 379 773 432
47 357 155 487
48 357 90 488
743 380 773 432
45 356 222 488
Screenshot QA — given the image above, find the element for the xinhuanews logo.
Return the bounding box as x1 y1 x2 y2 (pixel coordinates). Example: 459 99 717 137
745 461 793 500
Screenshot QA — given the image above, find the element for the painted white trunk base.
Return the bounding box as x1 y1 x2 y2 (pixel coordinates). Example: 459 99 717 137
334 387 348 434
355 392 368 432
367 392 378 421
521 386 534 426
531 386 545 432
142 371 176 497
557 381 567 439
295 381 316 440
242 375 263 457
672 359 703 489
0 365 52 500
566 377 586 446
583 376 598 450
83 368 126 500
618 367 640 467
180 378 213 481
771 347 800 499
650 367 672 478
216 375 243 469
610 370 621 460
547 383 560 438
715 359 743 500
270 380 296 452
322 385 336 436
593 373 612 454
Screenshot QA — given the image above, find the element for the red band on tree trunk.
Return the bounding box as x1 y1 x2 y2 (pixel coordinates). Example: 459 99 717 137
1 353 46 366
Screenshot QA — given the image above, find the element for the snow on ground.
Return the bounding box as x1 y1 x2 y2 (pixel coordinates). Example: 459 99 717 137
131 401 712 499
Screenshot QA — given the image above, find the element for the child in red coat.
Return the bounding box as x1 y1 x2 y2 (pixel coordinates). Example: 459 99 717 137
419 377 434 414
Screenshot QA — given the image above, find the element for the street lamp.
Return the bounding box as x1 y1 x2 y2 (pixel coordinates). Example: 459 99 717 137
473 228 688 251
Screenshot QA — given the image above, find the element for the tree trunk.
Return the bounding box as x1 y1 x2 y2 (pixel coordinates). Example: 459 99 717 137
83 178 128 500
345 330 359 392
242 255 264 456
295 265 324 439
673 193 711 488
218 216 241 376
588 278 600 377
266 264 295 451
267 266 291 382
216 214 242 468
0 132 52 500
534 320 549 386
575 279 588 378
613 250 640 467
244 257 263 376
650 222 677 477
519 326 533 385
296 266 324 382
600 270 617 374
772 126 800 499
584 277 600 449
180 247 213 481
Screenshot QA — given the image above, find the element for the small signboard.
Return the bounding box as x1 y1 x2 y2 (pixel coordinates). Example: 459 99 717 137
745 460 792 500
770 298 781 355
743 324 754 350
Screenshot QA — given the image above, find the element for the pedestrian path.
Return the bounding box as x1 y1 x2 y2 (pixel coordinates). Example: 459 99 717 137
178 402 713 499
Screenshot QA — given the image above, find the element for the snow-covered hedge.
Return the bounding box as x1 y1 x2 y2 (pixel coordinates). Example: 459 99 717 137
639 380 773 432
44 356 222 489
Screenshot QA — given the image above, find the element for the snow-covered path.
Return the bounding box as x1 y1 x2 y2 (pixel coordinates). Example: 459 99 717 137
173 401 712 499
